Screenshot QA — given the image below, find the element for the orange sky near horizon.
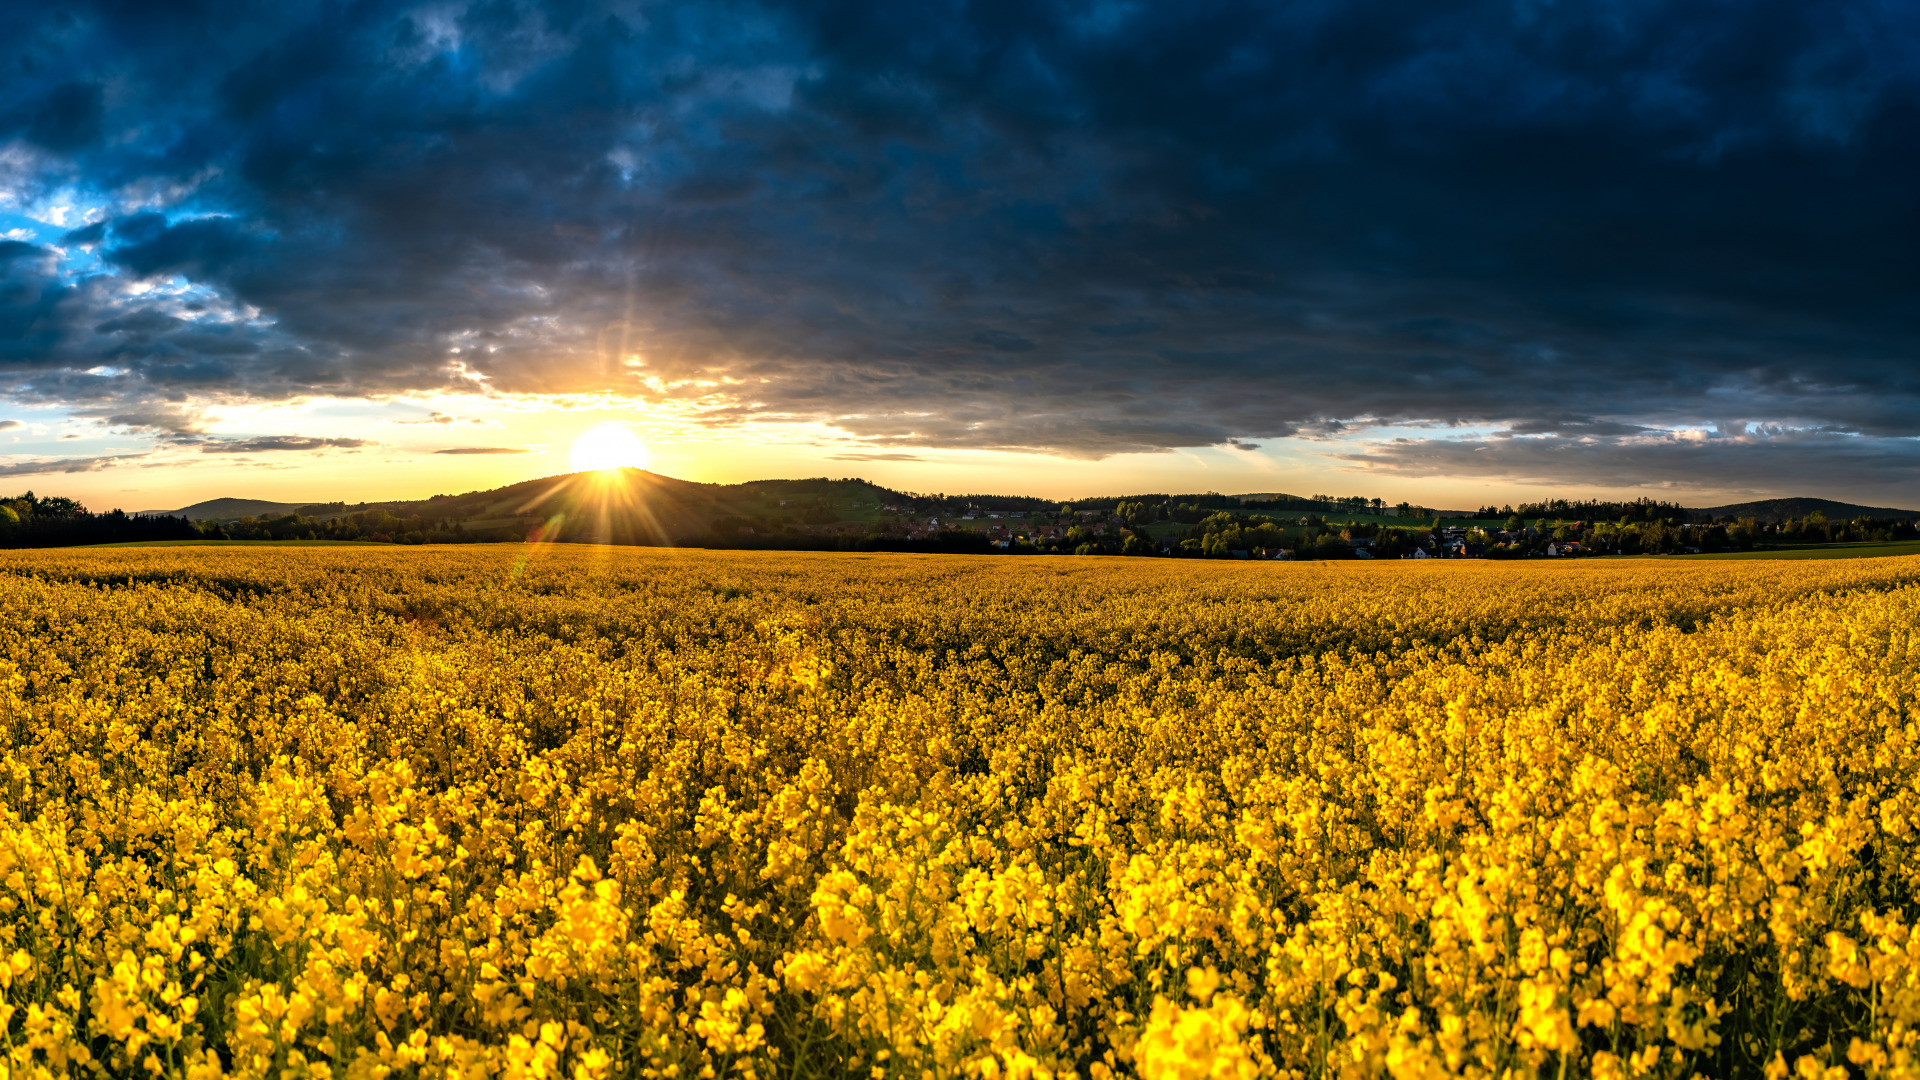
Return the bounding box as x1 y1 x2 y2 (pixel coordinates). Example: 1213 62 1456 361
10 408 1776 515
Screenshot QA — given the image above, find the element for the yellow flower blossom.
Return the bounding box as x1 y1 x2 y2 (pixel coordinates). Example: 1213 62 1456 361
0 544 1917 1077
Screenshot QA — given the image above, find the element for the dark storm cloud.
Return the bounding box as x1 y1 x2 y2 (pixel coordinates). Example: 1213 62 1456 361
973 331 1037 353
5 0 1920 488
104 213 262 280
8 82 104 154
1339 429 1920 503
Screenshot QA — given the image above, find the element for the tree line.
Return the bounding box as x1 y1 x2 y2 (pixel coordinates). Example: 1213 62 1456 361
1472 497 1689 523
204 510 518 544
0 492 199 547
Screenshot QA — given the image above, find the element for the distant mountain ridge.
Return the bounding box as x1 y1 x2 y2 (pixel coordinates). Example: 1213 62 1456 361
141 471 911 545
1688 497 1920 523
139 497 324 519
141 476 1920 534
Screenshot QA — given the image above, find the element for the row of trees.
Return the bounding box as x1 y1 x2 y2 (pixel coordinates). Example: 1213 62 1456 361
1474 511 1920 558
1776 511 1916 545
1 491 535 548
208 510 519 544
1057 492 1417 523
1175 513 1430 559
1471 497 1689 523
1241 493 1395 516
0 492 200 547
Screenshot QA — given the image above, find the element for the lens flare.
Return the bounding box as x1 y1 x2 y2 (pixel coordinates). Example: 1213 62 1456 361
570 423 649 473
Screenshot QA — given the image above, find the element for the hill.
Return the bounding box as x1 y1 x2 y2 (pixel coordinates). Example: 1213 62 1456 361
142 497 318 520
376 471 912 544
1690 497 1920 523
156 471 913 544
144 474 1920 543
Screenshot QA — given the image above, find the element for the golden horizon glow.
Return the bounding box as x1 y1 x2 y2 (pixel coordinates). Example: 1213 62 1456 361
569 423 650 474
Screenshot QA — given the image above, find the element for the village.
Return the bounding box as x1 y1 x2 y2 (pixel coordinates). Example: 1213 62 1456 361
871 503 1670 559
844 496 1911 559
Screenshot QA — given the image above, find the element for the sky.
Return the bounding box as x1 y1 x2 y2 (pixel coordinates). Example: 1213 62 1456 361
5 0 1920 511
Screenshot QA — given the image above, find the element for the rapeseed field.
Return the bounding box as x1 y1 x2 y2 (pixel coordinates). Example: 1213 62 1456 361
2 545 1918 1080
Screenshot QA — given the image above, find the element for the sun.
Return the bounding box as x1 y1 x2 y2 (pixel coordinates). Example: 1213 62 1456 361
570 423 650 473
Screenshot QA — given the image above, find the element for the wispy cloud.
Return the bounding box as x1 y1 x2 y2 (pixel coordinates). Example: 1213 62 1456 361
0 454 142 477
197 437 374 454
397 412 493 427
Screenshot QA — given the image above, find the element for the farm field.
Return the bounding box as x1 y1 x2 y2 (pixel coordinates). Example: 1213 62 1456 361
4 546 1920 1079
1672 540 1920 560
